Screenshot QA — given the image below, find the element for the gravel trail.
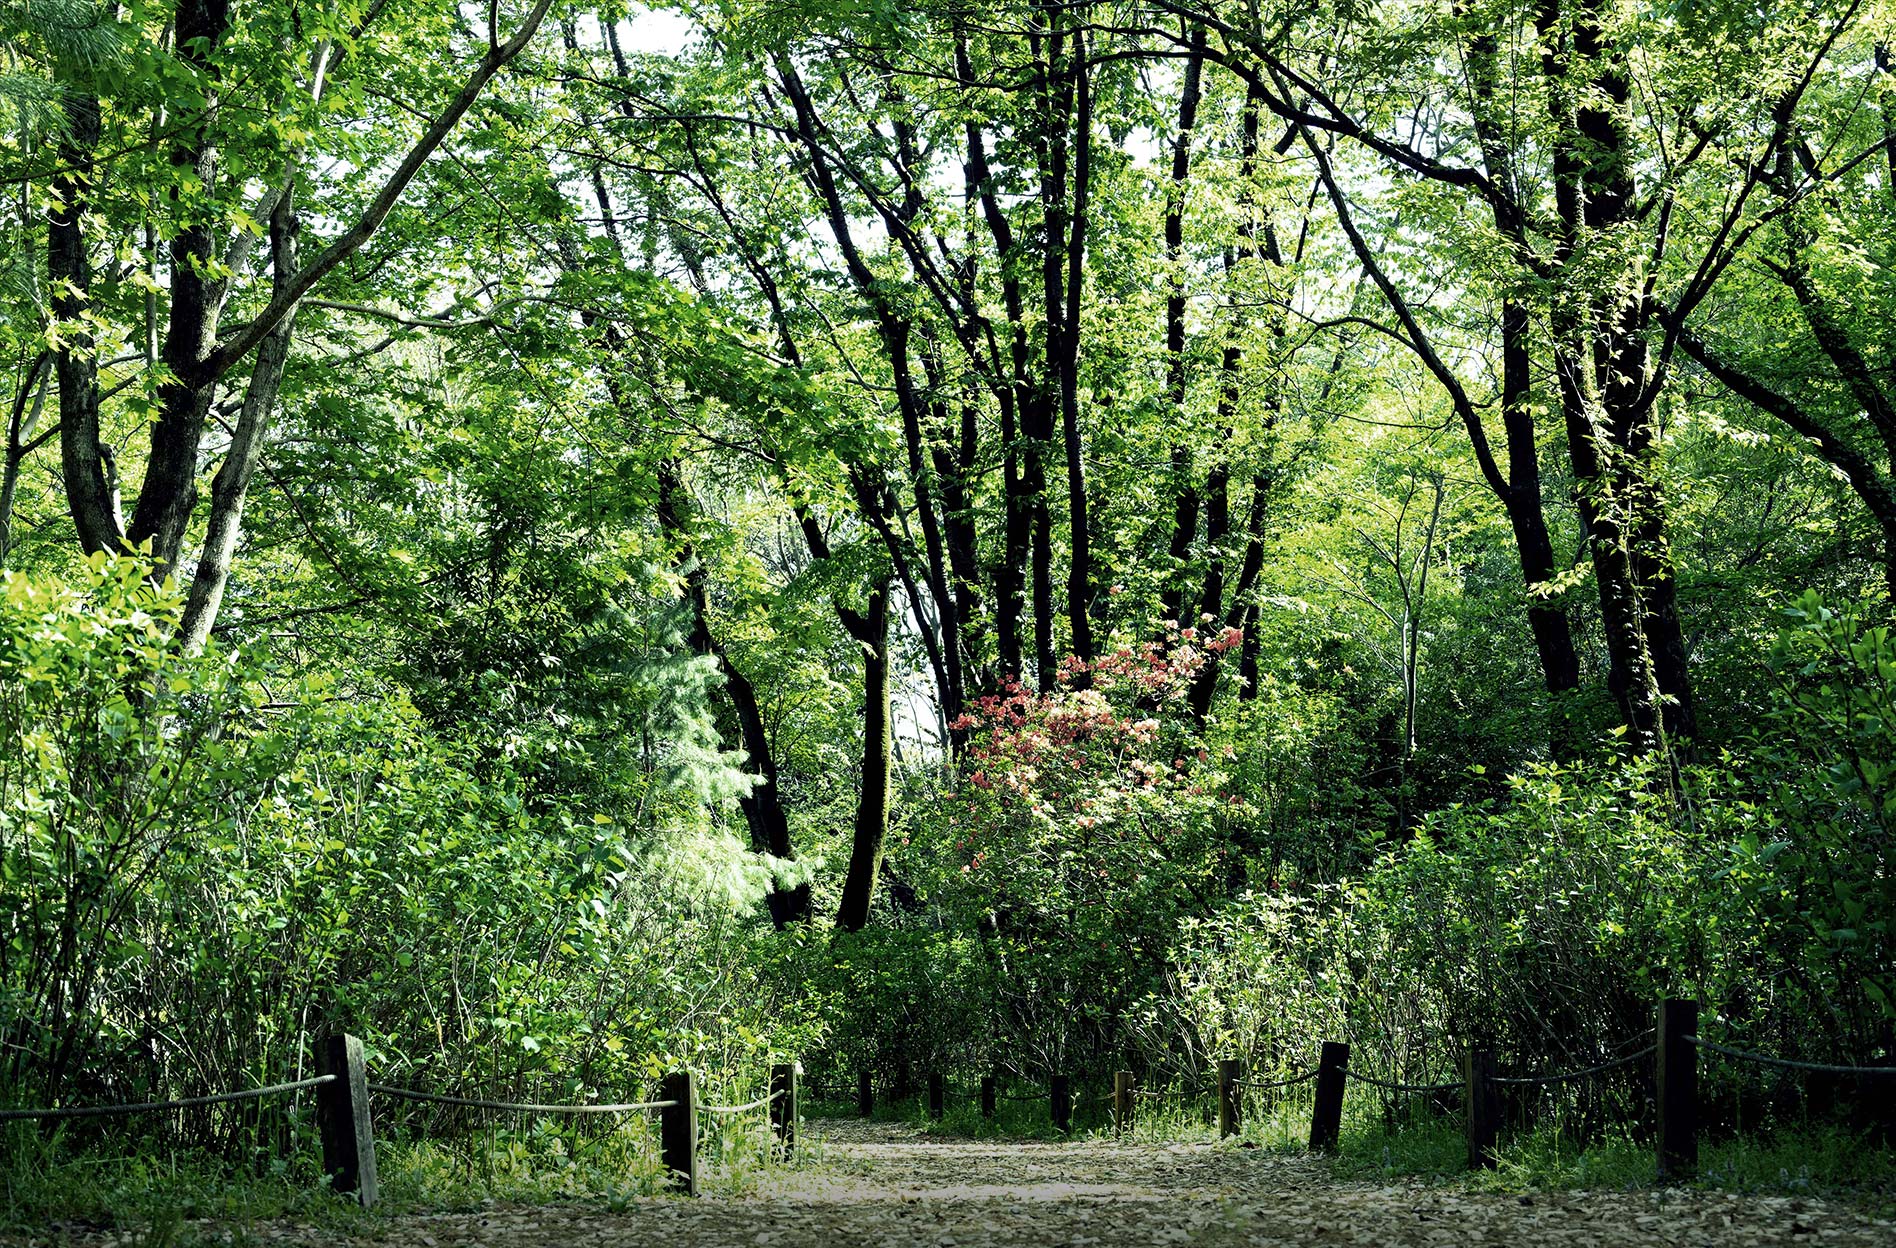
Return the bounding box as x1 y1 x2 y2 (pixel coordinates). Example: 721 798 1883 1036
30 1119 1896 1246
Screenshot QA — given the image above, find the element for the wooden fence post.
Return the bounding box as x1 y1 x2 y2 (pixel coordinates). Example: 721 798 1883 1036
317 1033 378 1209
1308 1040 1348 1152
1050 1074 1071 1133
1862 1068 1896 1147
981 1076 996 1120
770 1061 797 1154
1463 1046 1498 1170
1114 1071 1133 1135
1657 998 1699 1181
659 1070 698 1195
857 1069 873 1119
928 1072 945 1121
1218 1059 1242 1138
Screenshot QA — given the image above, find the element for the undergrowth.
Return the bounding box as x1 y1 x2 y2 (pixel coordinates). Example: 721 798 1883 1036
0 1112 801 1240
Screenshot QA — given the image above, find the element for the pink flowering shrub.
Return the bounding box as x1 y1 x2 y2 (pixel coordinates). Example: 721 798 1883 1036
911 625 1250 1053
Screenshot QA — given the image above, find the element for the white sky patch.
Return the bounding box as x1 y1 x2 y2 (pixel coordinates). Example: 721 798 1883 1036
620 3 699 58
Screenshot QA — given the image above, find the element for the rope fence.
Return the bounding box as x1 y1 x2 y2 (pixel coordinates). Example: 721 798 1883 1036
366 1085 679 1114
804 999 1893 1179
1492 1046 1655 1087
0 1075 336 1122
6 999 1890 1206
701 1091 787 1115
1235 1070 1318 1091
1688 1037 1896 1076
1337 1067 1458 1094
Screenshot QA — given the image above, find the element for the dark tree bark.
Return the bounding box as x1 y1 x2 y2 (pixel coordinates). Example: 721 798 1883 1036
1053 25 1095 665
1465 21 1582 712
835 577 893 933
3 353 53 568
954 43 1031 683
775 58 968 719
1539 0 1685 754
1159 28 1208 628
127 0 232 578
49 89 122 556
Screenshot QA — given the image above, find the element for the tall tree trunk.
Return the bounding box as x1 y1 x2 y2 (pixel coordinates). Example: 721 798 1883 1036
1465 20 1583 720
1579 2 1695 748
956 53 1030 684
1541 0 1677 755
836 578 893 933
776 58 965 715
1159 28 1207 628
1497 297 1580 705
1056 28 1094 664
128 0 232 578
50 89 124 556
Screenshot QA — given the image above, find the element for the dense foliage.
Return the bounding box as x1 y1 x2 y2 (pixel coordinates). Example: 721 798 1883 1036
2 0 1894 1199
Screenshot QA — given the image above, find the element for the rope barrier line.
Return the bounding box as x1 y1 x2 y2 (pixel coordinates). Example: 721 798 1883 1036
0 1075 338 1122
1689 1037 1896 1076
1235 1070 1319 1090
367 1085 678 1114
1493 1046 1655 1087
700 1090 786 1115
1339 1067 1458 1094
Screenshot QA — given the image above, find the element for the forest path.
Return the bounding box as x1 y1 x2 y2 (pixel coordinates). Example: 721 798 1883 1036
72 1120 1896 1246
289 1119 1890 1247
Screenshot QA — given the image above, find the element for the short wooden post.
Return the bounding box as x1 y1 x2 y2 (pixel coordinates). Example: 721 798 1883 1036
770 1062 797 1154
1656 998 1699 1181
1113 1071 1133 1135
857 1069 873 1118
1218 1059 1242 1139
1050 1073 1071 1133
659 1070 698 1195
317 1033 378 1209
1308 1040 1348 1152
928 1072 945 1121
1463 1046 1498 1169
981 1075 996 1119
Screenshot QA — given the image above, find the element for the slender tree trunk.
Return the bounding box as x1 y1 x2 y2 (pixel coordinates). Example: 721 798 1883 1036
1497 298 1579 700
1159 28 1207 628
1057 29 1094 664
836 578 893 933
179 192 300 652
725 662 810 927
2 354 51 568
957 71 1030 684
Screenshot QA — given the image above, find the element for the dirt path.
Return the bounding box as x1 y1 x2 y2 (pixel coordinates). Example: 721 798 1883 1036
39 1120 1896 1246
